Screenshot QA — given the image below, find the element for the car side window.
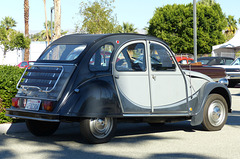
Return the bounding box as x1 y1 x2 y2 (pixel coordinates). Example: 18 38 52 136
89 44 114 71
150 43 175 71
225 59 234 65
116 43 146 71
219 59 225 65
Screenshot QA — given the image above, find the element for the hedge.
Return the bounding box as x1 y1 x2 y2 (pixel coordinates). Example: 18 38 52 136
0 65 24 123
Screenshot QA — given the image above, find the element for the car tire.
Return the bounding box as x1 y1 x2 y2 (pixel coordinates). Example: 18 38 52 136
202 94 228 131
80 117 117 144
26 120 60 136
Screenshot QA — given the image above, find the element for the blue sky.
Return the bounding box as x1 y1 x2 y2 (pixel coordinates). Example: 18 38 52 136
0 0 239 34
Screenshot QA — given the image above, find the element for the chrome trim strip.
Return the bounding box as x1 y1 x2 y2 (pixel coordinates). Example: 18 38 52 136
6 109 60 122
14 95 57 101
123 113 190 117
35 63 76 66
6 114 60 122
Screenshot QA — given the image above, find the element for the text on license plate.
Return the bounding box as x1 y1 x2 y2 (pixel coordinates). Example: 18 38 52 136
25 99 41 111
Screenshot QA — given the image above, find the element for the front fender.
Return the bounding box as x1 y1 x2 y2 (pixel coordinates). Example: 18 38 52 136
190 82 231 126
60 79 122 118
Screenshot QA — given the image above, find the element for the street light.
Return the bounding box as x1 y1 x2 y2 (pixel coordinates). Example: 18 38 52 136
193 0 197 62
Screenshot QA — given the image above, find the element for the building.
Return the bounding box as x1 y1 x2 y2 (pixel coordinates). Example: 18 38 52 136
0 41 47 65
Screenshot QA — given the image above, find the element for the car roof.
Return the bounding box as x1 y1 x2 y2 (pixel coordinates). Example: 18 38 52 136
51 33 166 45
39 33 169 64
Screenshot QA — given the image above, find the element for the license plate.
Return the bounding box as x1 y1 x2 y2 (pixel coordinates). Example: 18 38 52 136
25 99 41 111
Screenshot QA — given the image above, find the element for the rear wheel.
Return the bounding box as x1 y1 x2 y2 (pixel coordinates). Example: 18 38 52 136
26 120 60 136
202 94 228 131
80 117 116 144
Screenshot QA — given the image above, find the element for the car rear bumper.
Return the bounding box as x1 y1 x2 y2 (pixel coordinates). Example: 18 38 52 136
6 108 60 122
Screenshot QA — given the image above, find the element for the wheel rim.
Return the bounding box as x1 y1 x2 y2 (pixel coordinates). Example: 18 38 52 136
89 118 113 139
208 100 226 126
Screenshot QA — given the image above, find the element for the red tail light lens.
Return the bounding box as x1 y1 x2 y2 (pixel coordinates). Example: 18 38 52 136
43 101 54 111
12 98 19 108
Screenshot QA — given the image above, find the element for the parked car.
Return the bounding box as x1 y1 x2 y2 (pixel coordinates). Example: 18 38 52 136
175 56 194 64
180 63 227 82
6 34 231 144
17 61 35 68
197 57 234 66
214 57 240 87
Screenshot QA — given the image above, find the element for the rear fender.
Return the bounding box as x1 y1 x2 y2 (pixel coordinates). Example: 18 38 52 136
190 82 231 126
61 80 122 118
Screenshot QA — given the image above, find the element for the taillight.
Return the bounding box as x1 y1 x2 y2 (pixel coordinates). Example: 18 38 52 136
12 98 20 108
43 101 54 111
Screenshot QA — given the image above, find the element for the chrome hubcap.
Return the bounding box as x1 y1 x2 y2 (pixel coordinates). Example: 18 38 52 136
89 118 113 139
208 100 225 126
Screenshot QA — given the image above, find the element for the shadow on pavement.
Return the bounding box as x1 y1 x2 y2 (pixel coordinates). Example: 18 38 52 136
0 121 216 159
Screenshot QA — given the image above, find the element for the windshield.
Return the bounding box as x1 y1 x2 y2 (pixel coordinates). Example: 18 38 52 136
231 58 240 65
197 59 210 65
39 44 87 61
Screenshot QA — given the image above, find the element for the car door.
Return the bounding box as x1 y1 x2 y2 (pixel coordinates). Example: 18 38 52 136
148 41 189 114
113 41 151 113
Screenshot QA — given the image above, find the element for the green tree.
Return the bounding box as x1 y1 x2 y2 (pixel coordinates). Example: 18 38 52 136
226 15 237 34
116 22 137 33
148 2 227 54
78 0 117 34
197 0 215 6
224 15 237 41
0 26 30 58
0 16 17 30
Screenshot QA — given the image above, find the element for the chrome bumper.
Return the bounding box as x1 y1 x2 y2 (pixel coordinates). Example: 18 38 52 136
6 108 60 122
226 72 240 80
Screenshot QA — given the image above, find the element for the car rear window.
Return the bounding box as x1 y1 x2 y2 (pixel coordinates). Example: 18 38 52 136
39 44 87 61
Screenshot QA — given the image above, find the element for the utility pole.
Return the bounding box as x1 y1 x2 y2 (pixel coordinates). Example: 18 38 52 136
193 0 197 62
44 0 50 45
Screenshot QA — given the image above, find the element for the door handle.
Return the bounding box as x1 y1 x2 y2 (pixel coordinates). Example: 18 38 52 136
115 75 119 79
152 75 156 81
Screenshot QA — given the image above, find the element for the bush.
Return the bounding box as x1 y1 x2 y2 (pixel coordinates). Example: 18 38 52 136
0 65 24 123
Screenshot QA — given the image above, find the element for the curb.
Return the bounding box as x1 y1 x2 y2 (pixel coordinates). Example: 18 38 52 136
0 122 79 135
0 122 27 134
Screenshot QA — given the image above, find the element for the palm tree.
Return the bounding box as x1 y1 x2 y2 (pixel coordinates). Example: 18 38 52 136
1 16 17 30
54 0 61 40
225 15 237 34
24 0 30 61
122 22 137 33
